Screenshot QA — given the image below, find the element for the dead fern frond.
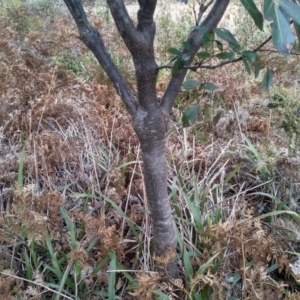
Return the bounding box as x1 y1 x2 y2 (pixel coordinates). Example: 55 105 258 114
129 271 161 300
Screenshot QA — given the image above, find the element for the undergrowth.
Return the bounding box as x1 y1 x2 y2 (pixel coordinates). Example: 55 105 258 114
1 0 300 299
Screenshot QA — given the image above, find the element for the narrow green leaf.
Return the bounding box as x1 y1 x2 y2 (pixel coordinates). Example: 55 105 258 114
182 104 200 127
183 79 199 90
200 284 210 300
267 263 279 274
264 0 275 21
54 263 73 300
18 147 25 188
108 252 116 300
214 207 222 223
224 163 241 185
182 190 204 230
30 241 38 269
242 57 251 75
196 51 211 59
240 0 264 30
200 82 217 91
198 252 219 274
24 249 33 281
45 233 54 257
239 209 300 223
86 237 99 253
215 40 224 51
115 261 135 282
294 22 300 45
259 69 273 90
278 0 300 25
183 247 194 279
60 206 76 249
92 256 110 274
214 28 239 45
242 50 257 63
272 5 295 53
215 51 235 61
153 291 171 300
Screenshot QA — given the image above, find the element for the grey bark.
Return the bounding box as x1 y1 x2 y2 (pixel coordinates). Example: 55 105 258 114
63 0 229 279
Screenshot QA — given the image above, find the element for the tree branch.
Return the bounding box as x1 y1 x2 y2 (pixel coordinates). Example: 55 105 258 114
63 0 137 117
160 0 230 115
157 35 273 71
107 0 158 111
137 0 157 33
106 0 141 53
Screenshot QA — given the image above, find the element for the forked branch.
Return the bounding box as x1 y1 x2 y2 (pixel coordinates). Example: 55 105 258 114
63 0 137 117
161 0 230 115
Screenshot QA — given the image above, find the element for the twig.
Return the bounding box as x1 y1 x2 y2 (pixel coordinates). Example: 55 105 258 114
158 35 274 71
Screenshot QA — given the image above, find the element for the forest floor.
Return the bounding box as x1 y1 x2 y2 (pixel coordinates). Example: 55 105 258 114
1 1 300 299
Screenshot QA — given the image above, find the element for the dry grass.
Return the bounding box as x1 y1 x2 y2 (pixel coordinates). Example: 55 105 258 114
0 0 300 299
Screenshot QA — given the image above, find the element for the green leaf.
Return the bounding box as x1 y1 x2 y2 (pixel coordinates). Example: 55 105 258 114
240 0 264 30
272 5 295 53
224 163 242 185
200 82 217 91
214 28 239 45
279 6 290 23
193 25 207 34
182 41 193 51
202 31 214 48
278 0 300 25
264 0 275 21
18 147 25 188
267 263 278 274
242 50 257 63
294 22 300 46
183 79 199 90
167 47 181 56
172 57 184 76
182 189 204 230
108 252 116 300
242 57 251 74
196 51 211 59
24 250 33 281
254 62 261 78
215 51 235 61
200 284 210 300
215 40 223 51
198 252 219 274
259 69 273 90
183 247 194 279
182 104 200 127
55 263 73 300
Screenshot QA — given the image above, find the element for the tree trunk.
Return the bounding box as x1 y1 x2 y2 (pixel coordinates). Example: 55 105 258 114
63 0 230 280
133 106 178 278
